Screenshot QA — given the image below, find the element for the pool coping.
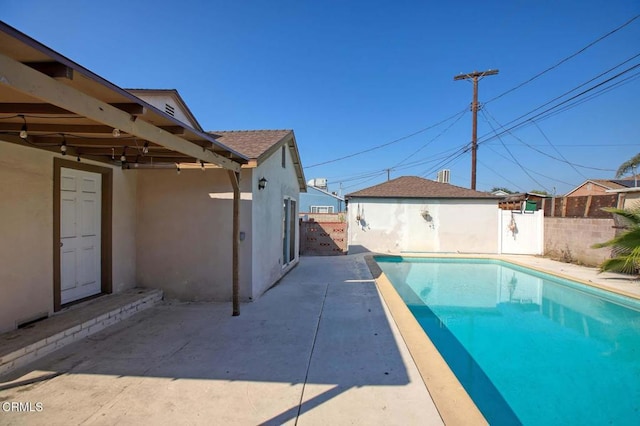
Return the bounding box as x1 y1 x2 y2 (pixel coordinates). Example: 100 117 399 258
365 255 488 426
365 252 640 425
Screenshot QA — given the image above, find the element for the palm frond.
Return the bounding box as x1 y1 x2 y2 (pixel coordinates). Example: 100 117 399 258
599 256 638 274
616 153 640 178
601 207 640 225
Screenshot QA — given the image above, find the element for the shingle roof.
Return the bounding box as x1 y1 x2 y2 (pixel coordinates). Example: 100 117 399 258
209 130 292 160
345 176 500 199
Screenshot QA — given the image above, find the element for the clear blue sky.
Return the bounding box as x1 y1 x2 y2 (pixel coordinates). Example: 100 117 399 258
3 0 639 195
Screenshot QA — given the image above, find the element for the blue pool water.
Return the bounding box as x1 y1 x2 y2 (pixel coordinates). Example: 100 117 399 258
376 257 640 426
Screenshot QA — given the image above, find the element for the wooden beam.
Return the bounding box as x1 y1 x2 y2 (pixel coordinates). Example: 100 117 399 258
0 103 71 114
109 103 146 115
0 102 145 115
0 52 241 172
25 61 73 79
228 170 241 316
0 122 185 135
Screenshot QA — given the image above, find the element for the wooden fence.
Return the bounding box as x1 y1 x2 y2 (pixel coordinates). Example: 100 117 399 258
542 194 620 218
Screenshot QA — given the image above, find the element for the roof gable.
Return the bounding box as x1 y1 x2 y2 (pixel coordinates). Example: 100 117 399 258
210 130 307 191
127 89 202 131
346 176 500 199
565 179 627 196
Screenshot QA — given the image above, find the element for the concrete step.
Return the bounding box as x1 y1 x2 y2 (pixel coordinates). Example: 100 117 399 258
0 288 163 378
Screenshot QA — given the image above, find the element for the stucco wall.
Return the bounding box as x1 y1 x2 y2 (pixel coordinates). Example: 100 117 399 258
544 217 615 266
622 192 640 210
0 141 137 333
251 146 301 298
136 168 254 301
347 198 499 254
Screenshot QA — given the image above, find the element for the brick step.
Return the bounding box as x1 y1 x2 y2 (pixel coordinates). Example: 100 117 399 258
0 288 163 378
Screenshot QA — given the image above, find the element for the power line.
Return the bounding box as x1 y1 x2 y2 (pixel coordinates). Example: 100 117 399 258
477 61 640 147
485 14 640 104
484 145 579 187
305 107 468 169
480 109 550 192
391 109 467 168
482 107 616 172
477 158 525 192
531 120 587 179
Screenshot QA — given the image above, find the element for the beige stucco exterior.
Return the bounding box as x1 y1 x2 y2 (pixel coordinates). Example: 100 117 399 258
135 168 254 301
136 143 301 302
251 144 301 297
347 198 499 254
0 137 302 332
0 141 138 333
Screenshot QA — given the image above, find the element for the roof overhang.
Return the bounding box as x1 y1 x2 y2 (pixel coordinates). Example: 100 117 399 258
606 186 640 193
0 22 248 171
252 131 307 192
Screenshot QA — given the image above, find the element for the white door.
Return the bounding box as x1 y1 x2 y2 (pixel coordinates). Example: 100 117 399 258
60 168 102 304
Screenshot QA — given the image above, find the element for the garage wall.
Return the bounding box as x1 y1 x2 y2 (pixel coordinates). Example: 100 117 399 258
136 168 253 302
0 141 137 333
347 198 499 254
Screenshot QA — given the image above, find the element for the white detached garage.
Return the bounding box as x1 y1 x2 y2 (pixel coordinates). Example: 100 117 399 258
345 176 501 254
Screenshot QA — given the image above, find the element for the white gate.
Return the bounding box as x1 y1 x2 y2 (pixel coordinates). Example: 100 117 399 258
498 210 544 255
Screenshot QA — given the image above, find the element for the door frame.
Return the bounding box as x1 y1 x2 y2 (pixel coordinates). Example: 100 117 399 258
53 158 113 311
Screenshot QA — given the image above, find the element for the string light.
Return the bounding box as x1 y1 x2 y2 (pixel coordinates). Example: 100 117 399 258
200 160 205 171
76 154 81 162
19 115 27 139
120 147 127 163
112 128 121 137
176 163 181 175
60 134 67 155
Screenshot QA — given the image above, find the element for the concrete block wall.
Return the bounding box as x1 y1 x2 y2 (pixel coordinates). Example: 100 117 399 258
544 217 615 267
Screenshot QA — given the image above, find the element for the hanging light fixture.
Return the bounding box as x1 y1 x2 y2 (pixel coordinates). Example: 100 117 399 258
142 142 149 154
112 128 121 137
258 177 268 190
200 160 205 171
60 135 67 155
120 147 127 163
19 115 28 139
176 163 181 175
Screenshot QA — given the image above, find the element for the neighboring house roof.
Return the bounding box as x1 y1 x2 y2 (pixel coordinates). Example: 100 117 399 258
210 130 307 191
307 185 345 201
126 88 203 131
565 179 630 196
345 176 501 199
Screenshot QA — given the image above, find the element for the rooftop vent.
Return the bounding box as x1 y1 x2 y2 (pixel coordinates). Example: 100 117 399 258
436 169 450 183
307 178 328 190
165 103 175 117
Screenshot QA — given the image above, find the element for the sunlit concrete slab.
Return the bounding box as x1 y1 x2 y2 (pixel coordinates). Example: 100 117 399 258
0 255 442 425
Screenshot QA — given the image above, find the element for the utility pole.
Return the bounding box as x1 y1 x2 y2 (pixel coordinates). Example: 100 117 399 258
454 69 499 190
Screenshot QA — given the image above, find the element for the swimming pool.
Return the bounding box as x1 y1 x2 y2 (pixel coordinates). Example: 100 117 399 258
376 256 640 425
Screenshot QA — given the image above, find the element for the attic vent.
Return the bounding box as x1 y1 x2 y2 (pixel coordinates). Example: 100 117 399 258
165 103 175 117
437 169 450 183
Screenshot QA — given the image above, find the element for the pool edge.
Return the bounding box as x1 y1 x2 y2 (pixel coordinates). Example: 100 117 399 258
386 253 640 303
364 255 489 426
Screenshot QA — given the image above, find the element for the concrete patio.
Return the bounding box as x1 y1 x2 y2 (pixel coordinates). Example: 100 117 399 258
1 252 638 425
0 254 442 425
